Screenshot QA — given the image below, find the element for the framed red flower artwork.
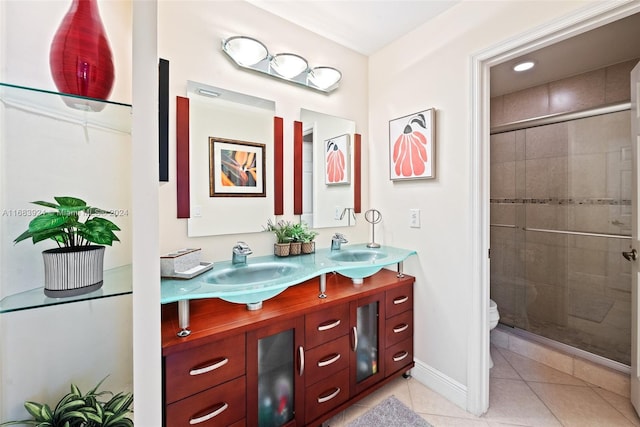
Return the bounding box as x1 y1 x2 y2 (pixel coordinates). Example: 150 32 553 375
389 108 435 180
325 134 350 185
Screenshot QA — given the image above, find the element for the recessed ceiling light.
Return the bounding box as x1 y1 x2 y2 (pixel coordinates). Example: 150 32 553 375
513 61 535 72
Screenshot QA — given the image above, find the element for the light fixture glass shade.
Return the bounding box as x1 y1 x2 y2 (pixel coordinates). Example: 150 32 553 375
270 53 308 79
308 67 342 90
222 36 268 66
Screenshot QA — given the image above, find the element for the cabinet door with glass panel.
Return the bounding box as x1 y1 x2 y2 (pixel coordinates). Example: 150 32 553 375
349 293 385 396
247 317 305 427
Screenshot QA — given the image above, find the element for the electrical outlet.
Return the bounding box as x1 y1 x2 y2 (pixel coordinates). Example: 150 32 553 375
193 205 202 218
335 206 342 220
409 209 420 228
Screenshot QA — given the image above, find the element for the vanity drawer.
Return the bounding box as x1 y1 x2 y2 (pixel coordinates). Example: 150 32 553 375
165 376 245 427
305 367 350 423
305 335 350 387
385 284 413 318
305 303 350 349
165 334 245 404
384 337 413 377
385 310 413 348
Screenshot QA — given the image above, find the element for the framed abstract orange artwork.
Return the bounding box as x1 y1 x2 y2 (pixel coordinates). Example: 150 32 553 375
209 137 266 197
325 133 350 185
389 108 435 180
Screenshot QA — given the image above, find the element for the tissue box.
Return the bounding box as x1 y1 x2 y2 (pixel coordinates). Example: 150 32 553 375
161 248 201 276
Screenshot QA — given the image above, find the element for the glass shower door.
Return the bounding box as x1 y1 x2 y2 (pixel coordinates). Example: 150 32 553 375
491 110 633 366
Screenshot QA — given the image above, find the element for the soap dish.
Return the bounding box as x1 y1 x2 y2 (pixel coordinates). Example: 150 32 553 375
162 262 214 279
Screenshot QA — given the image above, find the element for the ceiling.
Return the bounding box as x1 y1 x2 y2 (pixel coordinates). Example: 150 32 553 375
490 12 640 97
246 0 460 56
246 1 640 97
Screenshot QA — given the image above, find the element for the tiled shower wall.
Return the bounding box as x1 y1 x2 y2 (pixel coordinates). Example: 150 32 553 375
490 58 639 365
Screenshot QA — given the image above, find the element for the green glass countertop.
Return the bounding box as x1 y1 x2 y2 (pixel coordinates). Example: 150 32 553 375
160 244 417 305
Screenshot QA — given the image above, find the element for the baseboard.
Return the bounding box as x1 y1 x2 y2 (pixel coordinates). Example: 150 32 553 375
411 357 468 411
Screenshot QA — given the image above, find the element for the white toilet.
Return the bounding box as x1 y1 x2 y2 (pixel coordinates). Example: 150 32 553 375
489 299 500 368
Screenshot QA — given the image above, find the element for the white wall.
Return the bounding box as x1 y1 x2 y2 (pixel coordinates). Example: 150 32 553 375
368 0 597 406
157 1 370 261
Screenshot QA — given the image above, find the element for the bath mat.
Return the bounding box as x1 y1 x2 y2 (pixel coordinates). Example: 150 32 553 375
346 395 432 427
568 291 614 323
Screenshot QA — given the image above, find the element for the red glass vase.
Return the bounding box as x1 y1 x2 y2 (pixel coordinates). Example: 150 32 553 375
49 0 114 111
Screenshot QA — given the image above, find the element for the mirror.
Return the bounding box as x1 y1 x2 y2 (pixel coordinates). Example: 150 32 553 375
297 109 357 228
183 81 280 236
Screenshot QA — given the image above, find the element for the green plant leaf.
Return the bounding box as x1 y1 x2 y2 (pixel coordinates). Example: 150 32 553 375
88 217 121 231
58 410 87 421
70 383 81 398
23 402 44 420
28 213 70 233
39 404 52 422
30 201 60 210
103 411 133 427
55 398 85 415
54 196 87 209
84 410 102 424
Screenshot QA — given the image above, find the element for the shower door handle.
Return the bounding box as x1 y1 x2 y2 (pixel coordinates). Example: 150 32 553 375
622 249 637 261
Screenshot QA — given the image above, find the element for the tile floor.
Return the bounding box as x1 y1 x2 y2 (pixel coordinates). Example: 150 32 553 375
324 346 640 426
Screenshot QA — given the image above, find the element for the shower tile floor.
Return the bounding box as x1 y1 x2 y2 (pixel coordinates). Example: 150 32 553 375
324 345 640 426
498 310 631 366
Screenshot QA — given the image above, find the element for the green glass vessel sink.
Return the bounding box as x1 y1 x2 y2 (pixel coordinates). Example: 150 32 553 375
327 248 388 262
204 261 304 285
161 244 416 306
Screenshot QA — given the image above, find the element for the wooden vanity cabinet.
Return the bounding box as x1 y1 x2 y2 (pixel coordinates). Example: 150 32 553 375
161 269 415 427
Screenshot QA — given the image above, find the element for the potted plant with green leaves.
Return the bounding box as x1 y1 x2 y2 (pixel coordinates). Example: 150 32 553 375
13 196 121 297
0 376 133 427
264 219 293 257
299 223 318 254
288 222 307 255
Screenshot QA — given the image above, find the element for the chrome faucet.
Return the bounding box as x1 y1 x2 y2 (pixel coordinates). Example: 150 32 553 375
232 241 253 264
331 233 348 251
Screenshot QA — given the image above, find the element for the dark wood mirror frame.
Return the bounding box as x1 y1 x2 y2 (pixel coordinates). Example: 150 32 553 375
293 121 361 216
176 95 284 218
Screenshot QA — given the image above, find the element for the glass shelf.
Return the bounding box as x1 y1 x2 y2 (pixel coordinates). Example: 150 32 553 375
0 264 132 314
0 82 132 133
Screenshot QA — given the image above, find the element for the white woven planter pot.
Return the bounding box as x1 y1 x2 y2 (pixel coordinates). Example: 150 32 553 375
42 245 105 297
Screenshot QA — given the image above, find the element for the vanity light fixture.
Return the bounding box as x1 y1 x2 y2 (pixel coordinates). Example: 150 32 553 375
222 36 342 93
513 61 535 72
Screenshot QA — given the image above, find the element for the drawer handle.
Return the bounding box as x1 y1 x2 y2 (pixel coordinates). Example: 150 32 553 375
317 387 341 404
393 296 409 305
299 346 305 376
318 319 341 331
189 402 228 425
317 353 341 367
393 323 409 333
393 351 409 362
189 358 228 376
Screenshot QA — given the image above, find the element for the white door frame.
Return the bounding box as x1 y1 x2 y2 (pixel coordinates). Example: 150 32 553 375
468 0 640 415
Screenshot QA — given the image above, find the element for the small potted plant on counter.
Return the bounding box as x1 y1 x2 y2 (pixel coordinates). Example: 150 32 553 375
299 223 318 254
288 222 308 255
264 219 293 257
13 196 121 297
0 376 133 427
